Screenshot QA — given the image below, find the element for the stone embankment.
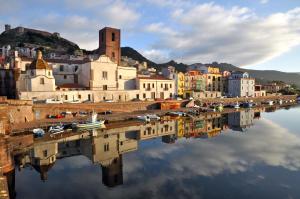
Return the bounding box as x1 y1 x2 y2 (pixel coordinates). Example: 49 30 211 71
0 95 297 134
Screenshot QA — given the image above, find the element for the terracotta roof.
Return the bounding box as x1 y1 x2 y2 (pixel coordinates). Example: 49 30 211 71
27 51 52 70
138 75 171 80
57 83 87 89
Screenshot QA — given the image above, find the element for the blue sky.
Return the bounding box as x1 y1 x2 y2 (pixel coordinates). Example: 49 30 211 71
0 0 300 72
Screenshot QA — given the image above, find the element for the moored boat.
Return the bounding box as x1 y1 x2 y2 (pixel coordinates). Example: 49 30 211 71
137 115 151 122
48 124 64 135
33 128 45 137
216 104 224 112
241 102 253 108
73 113 105 129
234 103 240 109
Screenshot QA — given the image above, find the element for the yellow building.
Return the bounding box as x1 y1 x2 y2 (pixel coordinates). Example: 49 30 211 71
204 67 223 93
177 72 185 96
176 118 185 138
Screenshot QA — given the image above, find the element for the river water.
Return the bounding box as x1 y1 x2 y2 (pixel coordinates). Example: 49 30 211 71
4 105 300 199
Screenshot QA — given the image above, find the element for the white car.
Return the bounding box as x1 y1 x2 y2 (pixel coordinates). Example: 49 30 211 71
45 99 63 104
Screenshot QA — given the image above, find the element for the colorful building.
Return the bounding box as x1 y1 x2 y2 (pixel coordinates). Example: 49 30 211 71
177 72 185 97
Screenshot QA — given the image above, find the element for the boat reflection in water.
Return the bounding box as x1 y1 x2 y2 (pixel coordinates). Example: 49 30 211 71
2 105 300 199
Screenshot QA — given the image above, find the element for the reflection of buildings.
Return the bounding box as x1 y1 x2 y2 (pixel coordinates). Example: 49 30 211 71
176 113 225 139
228 109 255 131
2 109 265 195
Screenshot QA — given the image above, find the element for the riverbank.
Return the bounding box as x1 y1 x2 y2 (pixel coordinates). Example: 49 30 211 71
10 102 297 134
0 95 297 134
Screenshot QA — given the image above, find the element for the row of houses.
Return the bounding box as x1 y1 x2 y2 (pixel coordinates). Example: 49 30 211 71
0 25 275 102
162 65 266 99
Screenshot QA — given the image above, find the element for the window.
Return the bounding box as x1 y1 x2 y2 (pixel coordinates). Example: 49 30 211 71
104 143 109 152
64 75 67 79
74 65 78 72
102 71 108 80
112 52 115 59
43 150 47 157
161 83 163 88
136 94 139 99
152 83 154 88
169 93 172 98
65 95 68 100
170 84 172 88
60 65 64 72
112 32 115 41
78 94 81 99
208 76 211 79
119 95 121 100
103 85 108 90
119 75 122 79
40 78 44 84
143 83 145 88
48 71 51 76
143 93 146 98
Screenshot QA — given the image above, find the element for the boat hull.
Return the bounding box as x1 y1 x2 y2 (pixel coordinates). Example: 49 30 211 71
75 121 105 129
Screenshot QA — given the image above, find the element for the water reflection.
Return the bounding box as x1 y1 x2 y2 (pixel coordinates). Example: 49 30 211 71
1 105 300 199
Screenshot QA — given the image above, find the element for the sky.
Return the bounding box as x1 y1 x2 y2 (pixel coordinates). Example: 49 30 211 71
0 0 300 72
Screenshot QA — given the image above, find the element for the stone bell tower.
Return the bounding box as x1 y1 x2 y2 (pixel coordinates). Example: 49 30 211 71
98 27 121 65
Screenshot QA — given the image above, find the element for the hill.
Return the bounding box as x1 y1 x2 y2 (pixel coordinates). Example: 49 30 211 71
0 26 80 54
1 26 299 87
121 47 300 87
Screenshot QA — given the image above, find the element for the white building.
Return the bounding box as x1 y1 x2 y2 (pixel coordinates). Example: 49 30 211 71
136 75 175 100
17 51 56 92
228 71 255 97
228 109 254 131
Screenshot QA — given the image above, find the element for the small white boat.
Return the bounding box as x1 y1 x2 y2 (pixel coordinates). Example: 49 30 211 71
73 113 105 129
137 115 151 122
268 100 274 106
167 111 187 116
234 103 240 109
46 98 63 104
49 125 64 135
278 99 283 105
146 114 160 120
33 128 45 137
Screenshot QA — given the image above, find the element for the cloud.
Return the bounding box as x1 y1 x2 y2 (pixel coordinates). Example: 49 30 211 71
142 49 169 63
260 0 269 4
21 0 140 50
145 2 300 66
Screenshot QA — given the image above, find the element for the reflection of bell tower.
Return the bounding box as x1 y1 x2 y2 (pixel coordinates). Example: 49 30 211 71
4 169 16 199
102 155 123 187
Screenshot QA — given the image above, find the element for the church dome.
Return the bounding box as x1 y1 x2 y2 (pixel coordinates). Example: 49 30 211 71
27 50 52 70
